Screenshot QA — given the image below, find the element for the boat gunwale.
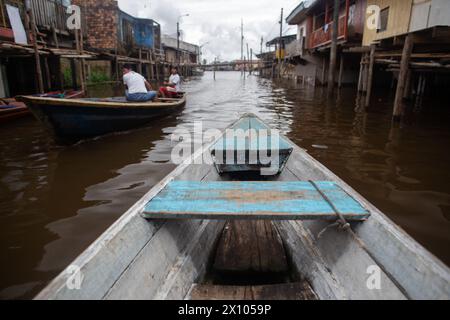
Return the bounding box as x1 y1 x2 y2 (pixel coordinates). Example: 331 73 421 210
34 114 236 300
16 94 187 109
280 135 450 299
34 113 450 300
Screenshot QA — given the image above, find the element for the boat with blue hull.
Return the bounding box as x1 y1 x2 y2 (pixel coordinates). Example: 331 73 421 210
17 94 186 143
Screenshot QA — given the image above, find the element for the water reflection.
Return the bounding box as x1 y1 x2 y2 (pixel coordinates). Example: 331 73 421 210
0 71 449 299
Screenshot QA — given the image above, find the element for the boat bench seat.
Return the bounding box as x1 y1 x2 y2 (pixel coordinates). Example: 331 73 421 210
142 181 370 221
211 116 294 175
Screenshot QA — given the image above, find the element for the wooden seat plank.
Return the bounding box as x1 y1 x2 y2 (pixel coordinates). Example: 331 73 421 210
211 117 292 152
210 115 293 175
143 181 370 221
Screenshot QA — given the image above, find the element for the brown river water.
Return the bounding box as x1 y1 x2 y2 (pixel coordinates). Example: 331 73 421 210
1 71 449 299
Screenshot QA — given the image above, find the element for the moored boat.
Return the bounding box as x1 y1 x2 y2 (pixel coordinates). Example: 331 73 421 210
0 90 83 124
35 114 450 300
17 93 186 143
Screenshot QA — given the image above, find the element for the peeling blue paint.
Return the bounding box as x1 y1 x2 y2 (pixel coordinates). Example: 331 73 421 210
144 181 370 220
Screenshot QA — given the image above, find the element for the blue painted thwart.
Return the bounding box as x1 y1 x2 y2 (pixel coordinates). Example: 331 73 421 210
211 116 294 175
143 181 370 221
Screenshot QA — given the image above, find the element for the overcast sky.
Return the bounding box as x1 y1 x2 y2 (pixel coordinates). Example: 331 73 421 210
118 0 300 63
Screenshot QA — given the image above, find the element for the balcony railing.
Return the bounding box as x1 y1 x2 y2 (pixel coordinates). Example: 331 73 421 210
310 15 347 49
30 0 71 33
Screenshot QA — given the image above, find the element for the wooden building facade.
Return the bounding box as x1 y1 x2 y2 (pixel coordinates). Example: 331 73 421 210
280 0 450 120
0 0 83 97
360 0 450 120
161 34 200 76
283 0 367 86
0 0 201 99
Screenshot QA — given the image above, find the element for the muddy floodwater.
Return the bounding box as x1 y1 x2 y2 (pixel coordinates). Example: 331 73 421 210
1 71 450 299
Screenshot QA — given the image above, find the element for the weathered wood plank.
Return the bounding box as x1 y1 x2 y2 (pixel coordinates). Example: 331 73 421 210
272 166 406 300
105 165 221 300
210 114 293 175
213 221 288 274
277 219 406 300
143 181 370 221
152 167 226 300
284 141 450 299
393 34 414 120
36 137 220 300
35 114 450 301
189 282 318 300
105 219 224 300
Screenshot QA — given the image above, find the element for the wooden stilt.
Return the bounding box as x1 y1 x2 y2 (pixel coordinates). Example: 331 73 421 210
75 29 86 92
393 34 414 121
327 0 340 95
29 9 44 94
56 57 63 90
148 51 153 80
80 29 88 90
155 61 160 82
138 48 143 74
415 74 426 109
420 75 427 98
338 54 344 88
322 58 327 86
362 53 370 93
414 75 423 108
365 45 376 107
403 69 412 99
357 55 364 92
52 23 59 49
70 59 78 90
361 55 367 93
419 75 424 97
420 76 427 104
44 58 51 90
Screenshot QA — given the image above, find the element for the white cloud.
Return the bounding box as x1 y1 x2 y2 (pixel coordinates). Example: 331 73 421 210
118 0 298 63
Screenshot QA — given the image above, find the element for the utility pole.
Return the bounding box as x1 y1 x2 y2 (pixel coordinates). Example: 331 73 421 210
246 43 249 73
29 8 44 93
241 19 244 75
327 0 340 96
260 37 263 55
176 14 190 66
177 21 180 65
250 48 253 75
278 8 283 78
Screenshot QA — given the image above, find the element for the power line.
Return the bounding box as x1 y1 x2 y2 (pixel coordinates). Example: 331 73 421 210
265 20 280 41
282 26 295 36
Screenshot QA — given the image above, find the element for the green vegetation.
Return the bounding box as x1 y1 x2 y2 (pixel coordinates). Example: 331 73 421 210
62 68 112 87
88 70 111 84
63 68 73 88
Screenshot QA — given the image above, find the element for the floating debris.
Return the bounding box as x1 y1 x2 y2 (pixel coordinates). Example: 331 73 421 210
312 145 329 150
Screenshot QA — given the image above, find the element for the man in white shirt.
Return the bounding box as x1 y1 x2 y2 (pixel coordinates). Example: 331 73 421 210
159 67 181 98
123 64 157 102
